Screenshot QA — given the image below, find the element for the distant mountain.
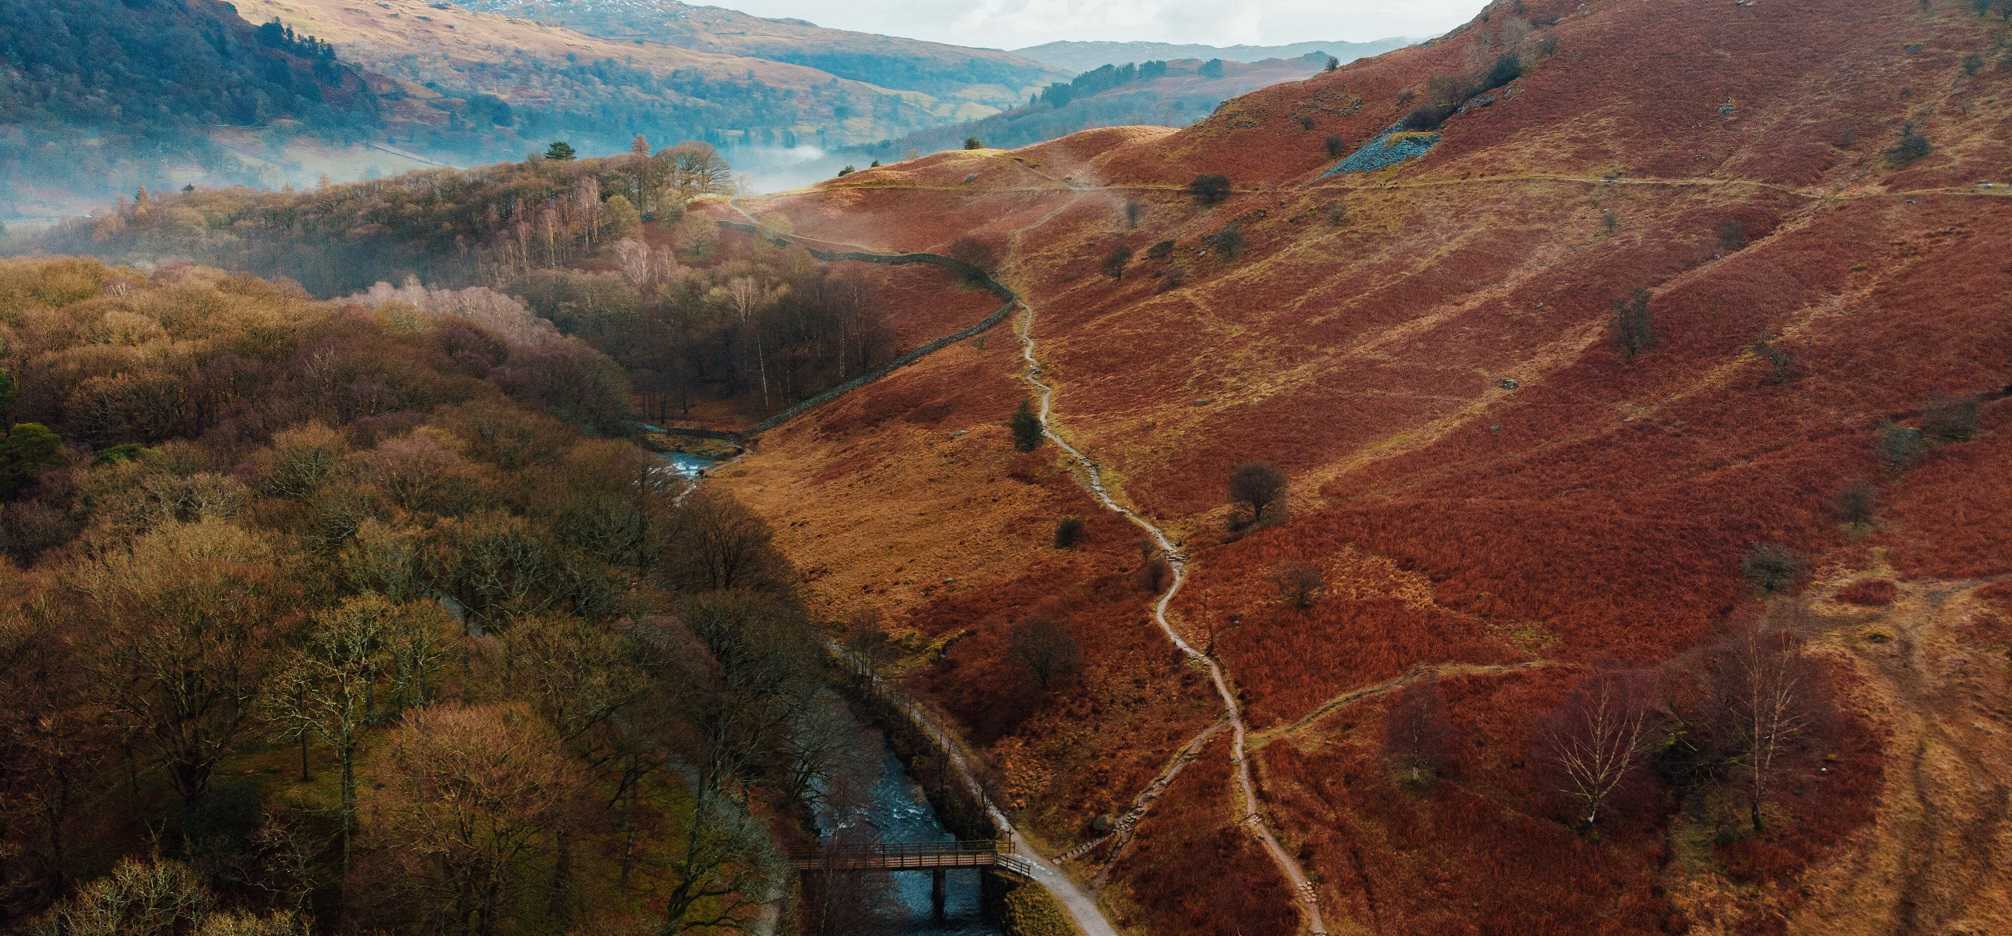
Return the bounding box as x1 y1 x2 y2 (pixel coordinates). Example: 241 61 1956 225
855 54 1336 161
1014 37 1411 74
231 0 982 160
444 0 1062 104
0 0 383 215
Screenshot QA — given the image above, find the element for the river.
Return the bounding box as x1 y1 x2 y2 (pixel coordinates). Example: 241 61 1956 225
812 705 1006 936
654 445 1006 934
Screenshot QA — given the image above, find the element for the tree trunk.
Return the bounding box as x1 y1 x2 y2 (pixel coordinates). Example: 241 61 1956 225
340 742 357 880
549 828 575 924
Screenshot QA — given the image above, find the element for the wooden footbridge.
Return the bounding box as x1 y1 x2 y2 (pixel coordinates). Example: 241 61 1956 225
790 839 1037 919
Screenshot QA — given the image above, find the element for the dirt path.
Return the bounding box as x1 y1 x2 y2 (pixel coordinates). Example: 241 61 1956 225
718 198 1125 936
1057 720 1225 880
727 188 1337 934
1249 660 1564 751
1015 295 1333 936
1773 567 2012 935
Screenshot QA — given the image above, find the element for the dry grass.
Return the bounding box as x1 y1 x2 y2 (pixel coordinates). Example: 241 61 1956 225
709 1 2012 931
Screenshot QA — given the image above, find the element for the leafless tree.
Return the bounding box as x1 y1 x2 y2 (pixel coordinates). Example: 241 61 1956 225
1383 676 1459 788
368 703 585 936
840 611 898 684
667 490 786 592
1275 563 1325 610
1707 608 1829 832
1540 668 1655 830
262 596 395 879
1010 610 1083 694
75 520 295 806
1228 462 1288 528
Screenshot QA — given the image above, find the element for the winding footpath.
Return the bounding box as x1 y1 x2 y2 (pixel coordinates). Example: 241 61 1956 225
721 195 1330 934
1014 297 1331 936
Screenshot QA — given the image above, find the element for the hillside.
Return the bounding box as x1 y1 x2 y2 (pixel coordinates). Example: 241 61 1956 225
445 0 1060 104
855 55 1337 161
1015 37 1412 74
701 0 2012 933
234 0 975 159
0 0 381 215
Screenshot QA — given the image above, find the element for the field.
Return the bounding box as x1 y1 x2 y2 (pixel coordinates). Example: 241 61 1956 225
711 0 2012 932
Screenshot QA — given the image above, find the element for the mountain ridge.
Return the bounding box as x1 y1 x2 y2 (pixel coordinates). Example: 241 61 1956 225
1013 36 1412 74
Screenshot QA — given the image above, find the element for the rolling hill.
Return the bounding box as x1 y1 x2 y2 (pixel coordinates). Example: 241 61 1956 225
443 0 1060 104
699 0 2012 932
1014 37 1412 75
854 55 1343 161
10 0 2011 932
233 0 991 158
0 0 382 217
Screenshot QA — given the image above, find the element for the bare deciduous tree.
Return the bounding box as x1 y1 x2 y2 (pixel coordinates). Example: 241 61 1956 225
1228 461 1288 529
1010 610 1083 694
262 595 397 879
1707 609 1828 832
368 703 585 936
668 490 786 593
1275 563 1325 610
75 520 295 806
1383 676 1459 788
1540 669 1655 830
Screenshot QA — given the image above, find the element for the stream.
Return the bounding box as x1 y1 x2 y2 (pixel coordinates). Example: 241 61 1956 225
812 705 1005 935
652 446 1003 933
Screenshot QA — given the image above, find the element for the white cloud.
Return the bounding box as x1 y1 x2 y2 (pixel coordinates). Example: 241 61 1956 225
722 0 1486 49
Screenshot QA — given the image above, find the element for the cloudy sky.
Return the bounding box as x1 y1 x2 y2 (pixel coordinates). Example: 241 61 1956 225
721 0 1487 50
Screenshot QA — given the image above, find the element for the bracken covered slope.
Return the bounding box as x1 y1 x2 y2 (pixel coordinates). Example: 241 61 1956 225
708 1 2012 933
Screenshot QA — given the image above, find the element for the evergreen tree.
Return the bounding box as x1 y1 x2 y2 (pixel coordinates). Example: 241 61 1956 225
545 140 578 161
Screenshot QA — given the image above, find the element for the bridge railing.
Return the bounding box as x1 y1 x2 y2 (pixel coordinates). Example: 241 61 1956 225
789 838 1017 871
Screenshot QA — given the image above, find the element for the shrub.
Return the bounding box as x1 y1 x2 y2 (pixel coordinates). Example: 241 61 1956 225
1482 53 1524 90
1102 244 1133 280
1228 462 1288 529
1188 174 1232 205
1009 400 1044 452
1885 123 1931 167
965 136 984 150
1751 340 1800 384
1922 397 1978 444
1324 203 1349 226
836 165 855 177
1836 482 1877 526
947 236 1002 283
1612 289 1656 361
1124 200 1145 228
1297 115 1316 131
1402 101 1459 131
1146 240 1175 260
1205 223 1245 259
1877 422 1926 470
1963 53 1985 76
1054 516 1085 549
1717 219 1749 253
1741 543 1804 595
1275 563 1324 610
1134 539 1170 593
1325 134 1347 158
